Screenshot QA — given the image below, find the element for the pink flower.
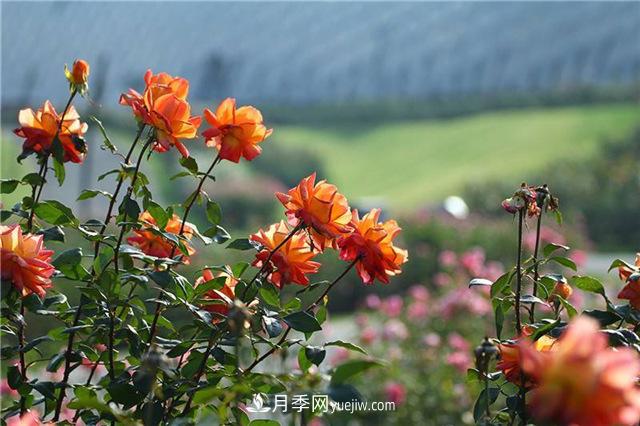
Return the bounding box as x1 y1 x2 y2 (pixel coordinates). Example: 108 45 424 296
433 272 451 287
438 250 457 268
330 347 350 366
384 382 407 405
407 301 429 320
408 285 430 302
382 295 403 317
383 319 408 341
364 294 382 310
570 249 588 268
360 327 377 345
423 333 441 347
446 351 471 373
460 247 485 276
447 333 470 352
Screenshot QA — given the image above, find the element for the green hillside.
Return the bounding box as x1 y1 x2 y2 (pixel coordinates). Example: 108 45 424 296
274 104 640 209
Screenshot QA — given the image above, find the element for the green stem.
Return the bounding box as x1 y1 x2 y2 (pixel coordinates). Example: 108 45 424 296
147 155 221 346
529 211 543 323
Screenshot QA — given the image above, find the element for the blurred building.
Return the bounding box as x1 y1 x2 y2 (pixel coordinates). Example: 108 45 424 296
2 1 639 107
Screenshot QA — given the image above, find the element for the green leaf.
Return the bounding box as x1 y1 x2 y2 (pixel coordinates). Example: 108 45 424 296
573 275 606 296
531 319 561 341
7 365 22 389
249 421 280 426
331 359 382 385
298 347 312 373
324 340 367 355
37 226 65 242
205 200 222 227
227 238 259 251
543 243 570 258
120 196 140 221
53 248 88 280
549 256 577 271
107 382 142 407
283 311 321 333
1 179 20 194
493 301 504 339
21 173 43 186
558 297 578 318
47 353 66 372
609 259 634 273
473 387 500 422
179 156 199 174
584 309 622 326
34 200 78 226
146 201 169 229
50 136 66 185
259 283 280 307
77 189 112 201
91 116 117 153
490 272 513 298
305 346 326 366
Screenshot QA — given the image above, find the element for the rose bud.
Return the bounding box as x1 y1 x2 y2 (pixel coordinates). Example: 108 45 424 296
65 59 90 95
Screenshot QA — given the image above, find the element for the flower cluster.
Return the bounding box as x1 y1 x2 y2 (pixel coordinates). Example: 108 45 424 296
617 253 640 309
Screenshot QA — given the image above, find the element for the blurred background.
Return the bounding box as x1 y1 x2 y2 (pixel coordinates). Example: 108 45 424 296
1 2 639 423
3 1 639 289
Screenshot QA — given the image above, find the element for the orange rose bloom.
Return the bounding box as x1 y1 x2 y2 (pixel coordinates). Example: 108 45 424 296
250 221 320 288
276 173 352 251
202 98 273 163
14 100 88 163
65 59 90 87
195 269 237 321
337 209 408 285
127 211 196 263
520 317 640 425
497 335 556 387
119 70 199 157
0 225 54 298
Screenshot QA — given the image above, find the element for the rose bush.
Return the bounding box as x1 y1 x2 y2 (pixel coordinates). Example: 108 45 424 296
0 60 408 425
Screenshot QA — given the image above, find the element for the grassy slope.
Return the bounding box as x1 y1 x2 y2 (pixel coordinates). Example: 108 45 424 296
273 104 640 209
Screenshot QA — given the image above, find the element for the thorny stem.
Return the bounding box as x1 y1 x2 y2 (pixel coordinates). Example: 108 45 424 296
147 155 221 346
112 137 154 273
515 209 526 424
24 89 78 421
18 303 27 415
180 330 222 415
54 124 147 422
243 258 358 375
529 211 544 323
514 209 524 335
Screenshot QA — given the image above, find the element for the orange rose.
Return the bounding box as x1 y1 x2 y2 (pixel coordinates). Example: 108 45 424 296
337 209 408 285
0 225 54 298
119 70 189 122
127 211 196 263
202 98 272 163
520 317 640 425
65 59 90 93
249 221 320 288
497 335 556 387
14 100 88 163
119 70 199 157
146 94 201 158
276 173 352 251
195 269 237 321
